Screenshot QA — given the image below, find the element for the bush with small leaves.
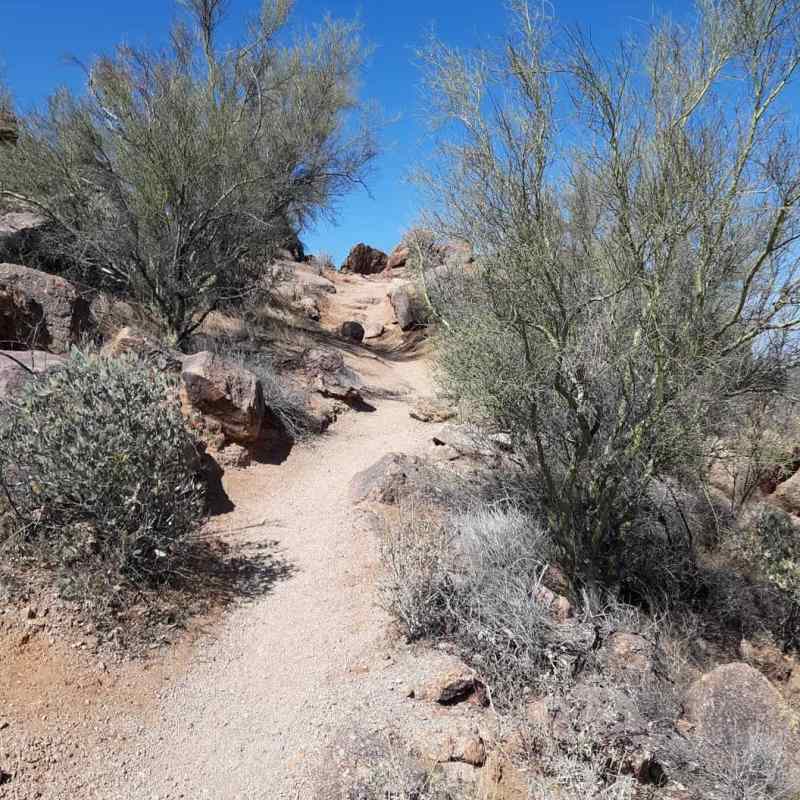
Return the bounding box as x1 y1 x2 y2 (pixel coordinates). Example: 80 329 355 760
0 350 204 592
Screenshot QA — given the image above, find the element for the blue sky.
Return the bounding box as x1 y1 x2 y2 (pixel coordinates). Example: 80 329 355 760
1 0 694 262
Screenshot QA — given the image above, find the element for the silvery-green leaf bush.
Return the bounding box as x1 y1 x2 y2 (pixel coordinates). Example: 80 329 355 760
0 350 204 587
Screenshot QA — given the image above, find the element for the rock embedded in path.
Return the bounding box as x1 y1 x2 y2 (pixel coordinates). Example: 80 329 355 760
341 243 388 275
350 453 429 505
340 320 365 343
0 263 92 353
303 347 365 405
410 397 457 423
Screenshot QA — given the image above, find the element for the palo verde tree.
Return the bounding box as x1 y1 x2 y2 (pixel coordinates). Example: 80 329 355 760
0 0 376 343
420 0 800 584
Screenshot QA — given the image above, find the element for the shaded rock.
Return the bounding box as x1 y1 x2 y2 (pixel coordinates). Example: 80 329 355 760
180 351 265 445
102 326 183 372
350 453 428 505
303 347 364 405
0 349 65 401
341 243 388 275
340 320 365 343
410 397 457 423
0 263 92 353
683 662 799 746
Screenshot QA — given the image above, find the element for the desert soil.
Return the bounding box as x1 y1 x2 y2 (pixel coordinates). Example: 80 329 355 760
1 274 483 800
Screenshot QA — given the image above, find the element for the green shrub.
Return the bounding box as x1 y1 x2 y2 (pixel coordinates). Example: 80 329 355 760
0 350 204 589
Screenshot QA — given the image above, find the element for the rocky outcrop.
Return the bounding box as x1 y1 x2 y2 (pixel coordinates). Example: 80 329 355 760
180 351 265 446
387 244 410 270
0 349 65 401
0 263 92 353
341 243 388 275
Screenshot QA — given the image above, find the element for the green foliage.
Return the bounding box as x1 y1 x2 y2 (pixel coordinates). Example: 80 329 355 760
0 0 375 343
419 0 800 584
0 350 204 587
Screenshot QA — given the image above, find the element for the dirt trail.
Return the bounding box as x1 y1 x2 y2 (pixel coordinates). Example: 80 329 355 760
90 331 438 798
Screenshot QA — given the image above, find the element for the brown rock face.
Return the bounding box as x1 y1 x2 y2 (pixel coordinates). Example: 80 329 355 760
0 112 18 145
180 351 265 445
341 243 388 275
0 349 66 401
387 245 410 269
683 662 799 746
0 263 92 353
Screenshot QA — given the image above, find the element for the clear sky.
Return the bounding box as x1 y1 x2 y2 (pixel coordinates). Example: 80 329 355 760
1 0 695 263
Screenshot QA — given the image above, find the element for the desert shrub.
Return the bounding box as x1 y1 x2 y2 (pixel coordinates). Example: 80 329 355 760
418 0 800 587
347 754 468 800
377 503 454 640
0 0 375 344
0 350 204 590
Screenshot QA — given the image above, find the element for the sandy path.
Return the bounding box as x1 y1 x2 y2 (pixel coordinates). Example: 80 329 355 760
91 353 436 800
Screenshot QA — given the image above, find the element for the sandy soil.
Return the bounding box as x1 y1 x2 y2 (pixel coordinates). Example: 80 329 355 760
2 272 473 800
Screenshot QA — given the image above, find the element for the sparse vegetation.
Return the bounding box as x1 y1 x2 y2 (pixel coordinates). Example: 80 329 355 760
418 0 800 587
0 0 375 344
0 350 205 597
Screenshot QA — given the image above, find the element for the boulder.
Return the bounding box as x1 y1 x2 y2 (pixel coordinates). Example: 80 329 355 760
0 211 46 262
303 348 364 404
350 453 429 505
683 662 800 746
387 244 410 270
341 243 388 275
0 263 92 353
410 397 457 423
0 349 66 401
180 351 265 445
340 320 365 343
389 285 417 330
